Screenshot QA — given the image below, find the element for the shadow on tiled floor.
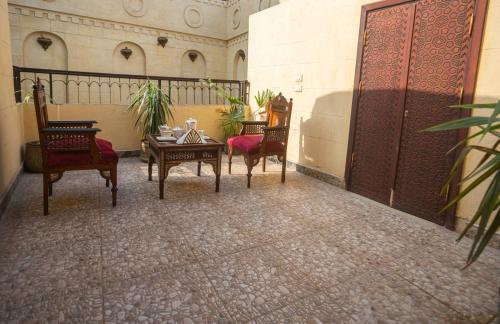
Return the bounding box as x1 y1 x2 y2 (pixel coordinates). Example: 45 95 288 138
0 156 499 323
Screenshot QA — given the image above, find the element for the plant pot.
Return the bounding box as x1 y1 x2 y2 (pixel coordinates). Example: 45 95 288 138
140 139 150 163
25 141 43 173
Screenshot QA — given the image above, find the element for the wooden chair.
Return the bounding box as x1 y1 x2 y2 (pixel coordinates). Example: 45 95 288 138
33 79 118 215
227 93 293 188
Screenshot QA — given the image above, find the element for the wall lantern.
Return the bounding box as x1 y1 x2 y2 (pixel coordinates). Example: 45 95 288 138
188 52 198 62
37 34 53 51
157 36 168 48
239 51 246 61
121 47 133 60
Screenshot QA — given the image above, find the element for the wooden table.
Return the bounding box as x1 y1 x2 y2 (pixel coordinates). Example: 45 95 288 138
147 134 225 199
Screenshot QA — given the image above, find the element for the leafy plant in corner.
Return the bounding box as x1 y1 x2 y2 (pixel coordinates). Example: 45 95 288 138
424 100 500 267
128 80 173 160
254 89 274 118
202 79 246 142
128 80 174 138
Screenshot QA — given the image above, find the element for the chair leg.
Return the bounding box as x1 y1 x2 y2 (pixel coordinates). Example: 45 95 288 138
246 157 254 189
106 179 110 188
111 165 118 207
48 183 53 196
281 154 287 183
43 173 49 215
228 145 233 175
262 157 266 172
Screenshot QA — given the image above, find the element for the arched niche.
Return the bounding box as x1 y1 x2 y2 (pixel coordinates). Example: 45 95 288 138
233 49 247 80
112 41 146 75
23 31 68 69
111 42 146 104
181 50 206 78
23 32 68 104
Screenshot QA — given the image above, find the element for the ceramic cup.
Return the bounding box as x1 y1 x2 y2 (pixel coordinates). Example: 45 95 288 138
173 127 184 138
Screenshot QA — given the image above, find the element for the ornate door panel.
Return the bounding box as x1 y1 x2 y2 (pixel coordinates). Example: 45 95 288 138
392 0 476 224
350 3 415 204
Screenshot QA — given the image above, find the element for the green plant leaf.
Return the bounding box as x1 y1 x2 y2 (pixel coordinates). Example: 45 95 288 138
423 117 496 132
449 103 497 109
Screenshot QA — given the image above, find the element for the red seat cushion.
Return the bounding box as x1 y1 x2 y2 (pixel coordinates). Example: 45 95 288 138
47 138 118 168
227 135 284 155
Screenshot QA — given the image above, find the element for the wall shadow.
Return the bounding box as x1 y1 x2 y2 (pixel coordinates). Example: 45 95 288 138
296 88 496 225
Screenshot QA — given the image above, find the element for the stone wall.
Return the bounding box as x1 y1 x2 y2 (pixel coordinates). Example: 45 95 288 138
7 0 280 79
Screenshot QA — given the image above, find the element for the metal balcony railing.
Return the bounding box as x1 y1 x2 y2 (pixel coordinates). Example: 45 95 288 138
13 66 250 106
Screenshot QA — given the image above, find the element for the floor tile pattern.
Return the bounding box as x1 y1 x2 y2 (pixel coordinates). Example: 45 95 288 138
0 157 499 323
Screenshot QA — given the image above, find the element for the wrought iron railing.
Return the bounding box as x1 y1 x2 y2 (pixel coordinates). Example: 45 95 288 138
13 66 250 106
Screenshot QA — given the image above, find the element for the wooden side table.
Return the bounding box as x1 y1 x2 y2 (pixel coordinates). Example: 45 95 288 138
147 134 225 199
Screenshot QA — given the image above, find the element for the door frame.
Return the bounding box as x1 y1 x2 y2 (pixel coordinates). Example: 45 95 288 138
345 0 489 229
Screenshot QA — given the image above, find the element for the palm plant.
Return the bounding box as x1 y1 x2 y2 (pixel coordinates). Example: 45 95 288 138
202 79 246 141
128 80 173 139
424 100 500 267
254 89 274 116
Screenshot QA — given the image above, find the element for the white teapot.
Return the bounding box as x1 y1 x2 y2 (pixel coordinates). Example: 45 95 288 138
185 117 198 131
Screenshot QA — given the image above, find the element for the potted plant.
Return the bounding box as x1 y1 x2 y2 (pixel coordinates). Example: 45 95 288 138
202 79 246 151
254 89 274 121
128 80 173 162
424 100 499 267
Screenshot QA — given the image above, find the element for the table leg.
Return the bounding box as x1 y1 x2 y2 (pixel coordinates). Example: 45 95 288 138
159 155 165 199
197 161 202 176
148 155 154 181
215 147 222 192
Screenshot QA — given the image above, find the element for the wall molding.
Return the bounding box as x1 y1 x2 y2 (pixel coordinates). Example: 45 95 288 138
8 4 235 48
227 32 248 47
0 164 23 220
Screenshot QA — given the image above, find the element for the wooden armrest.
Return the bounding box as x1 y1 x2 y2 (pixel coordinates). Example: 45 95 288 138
242 121 268 125
241 121 268 135
48 120 97 128
41 127 101 134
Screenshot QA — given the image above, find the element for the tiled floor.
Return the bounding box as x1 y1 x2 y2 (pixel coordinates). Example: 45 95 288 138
0 156 499 323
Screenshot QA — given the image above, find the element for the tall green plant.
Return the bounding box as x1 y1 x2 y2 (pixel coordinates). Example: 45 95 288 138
254 89 274 115
424 100 500 267
128 80 173 139
202 79 245 140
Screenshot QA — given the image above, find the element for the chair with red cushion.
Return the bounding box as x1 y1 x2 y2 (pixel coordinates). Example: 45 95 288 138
33 79 118 215
227 93 293 188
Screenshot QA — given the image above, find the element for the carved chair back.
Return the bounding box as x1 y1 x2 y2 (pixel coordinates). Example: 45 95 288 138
33 79 50 164
266 93 293 127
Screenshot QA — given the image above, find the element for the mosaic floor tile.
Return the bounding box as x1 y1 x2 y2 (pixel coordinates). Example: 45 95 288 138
331 270 469 324
101 224 196 282
201 245 319 322
0 157 498 322
252 294 354 324
0 286 102 323
0 239 101 311
103 264 231 323
389 246 500 323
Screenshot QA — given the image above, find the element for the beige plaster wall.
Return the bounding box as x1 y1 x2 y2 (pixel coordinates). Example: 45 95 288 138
248 0 373 177
0 0 23 199
7 0 280 79
22 104 249 151
456 0 500 231
247 0 500 231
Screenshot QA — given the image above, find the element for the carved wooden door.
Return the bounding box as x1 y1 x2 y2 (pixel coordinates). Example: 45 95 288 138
392 0 476 225
348 0 482 227
349 3 415 204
